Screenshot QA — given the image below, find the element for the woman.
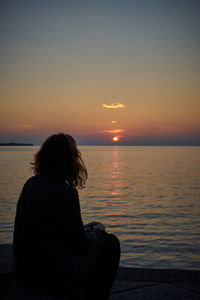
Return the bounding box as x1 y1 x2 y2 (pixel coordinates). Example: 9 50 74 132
13 133 120 299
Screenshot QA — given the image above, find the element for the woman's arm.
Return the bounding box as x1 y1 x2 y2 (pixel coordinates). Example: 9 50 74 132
62 187 90 254
62 187 108 253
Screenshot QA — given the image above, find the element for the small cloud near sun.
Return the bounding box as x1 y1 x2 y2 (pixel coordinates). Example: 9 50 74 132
103 129 125 133
102 102 126 109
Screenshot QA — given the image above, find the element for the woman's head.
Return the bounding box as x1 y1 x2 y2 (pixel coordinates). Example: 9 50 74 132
31 133 87 189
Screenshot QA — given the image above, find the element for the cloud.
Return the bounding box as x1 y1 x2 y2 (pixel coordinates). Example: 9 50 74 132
102 102 126 109
6 123 37 131
103 129 125 133
111 121 117 123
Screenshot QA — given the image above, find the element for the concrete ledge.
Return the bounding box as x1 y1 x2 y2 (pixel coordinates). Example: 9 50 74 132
0 244 13 273
1 269 200 300
116 267 200 283
1 244 200 299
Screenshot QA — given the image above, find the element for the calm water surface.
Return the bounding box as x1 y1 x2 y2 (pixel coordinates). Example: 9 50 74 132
0 146 200 270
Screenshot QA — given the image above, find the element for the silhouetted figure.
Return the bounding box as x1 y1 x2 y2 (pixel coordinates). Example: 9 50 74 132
13 133 120 299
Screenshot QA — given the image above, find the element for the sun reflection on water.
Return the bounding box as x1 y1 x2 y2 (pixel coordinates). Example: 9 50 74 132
111 148 121 197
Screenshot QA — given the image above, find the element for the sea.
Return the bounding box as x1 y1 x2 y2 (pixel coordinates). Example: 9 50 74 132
0 145 200 270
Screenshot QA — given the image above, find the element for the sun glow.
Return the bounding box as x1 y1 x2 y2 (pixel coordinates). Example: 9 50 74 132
113 136 119 142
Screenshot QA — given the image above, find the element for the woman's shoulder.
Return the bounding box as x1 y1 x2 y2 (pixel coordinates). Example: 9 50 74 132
23 174 77 194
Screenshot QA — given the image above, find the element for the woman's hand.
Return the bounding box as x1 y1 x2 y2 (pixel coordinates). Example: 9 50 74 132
85 221 98 227
85 221 105 231
93 223 105 231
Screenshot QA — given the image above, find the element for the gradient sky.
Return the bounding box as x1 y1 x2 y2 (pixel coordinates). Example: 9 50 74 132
1 0 200 145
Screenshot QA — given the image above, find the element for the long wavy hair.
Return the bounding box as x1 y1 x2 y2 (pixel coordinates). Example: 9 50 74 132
31 133 88 189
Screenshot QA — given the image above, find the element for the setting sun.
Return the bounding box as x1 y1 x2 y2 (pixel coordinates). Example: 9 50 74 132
113 136 119 142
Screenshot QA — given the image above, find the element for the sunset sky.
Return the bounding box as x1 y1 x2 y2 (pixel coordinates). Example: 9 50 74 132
1 0 200 145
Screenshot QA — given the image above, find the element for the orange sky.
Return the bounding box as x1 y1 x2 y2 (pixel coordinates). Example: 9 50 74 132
1 1 200 145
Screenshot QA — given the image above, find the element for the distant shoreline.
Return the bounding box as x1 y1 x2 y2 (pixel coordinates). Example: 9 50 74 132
0 143 34 146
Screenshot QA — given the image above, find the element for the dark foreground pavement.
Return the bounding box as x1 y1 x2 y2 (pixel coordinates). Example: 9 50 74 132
1 244 200 300
110 267 200 299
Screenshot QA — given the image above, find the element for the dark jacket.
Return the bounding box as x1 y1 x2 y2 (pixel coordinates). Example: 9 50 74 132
13 174 107 290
